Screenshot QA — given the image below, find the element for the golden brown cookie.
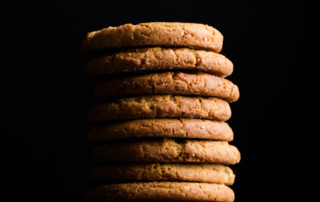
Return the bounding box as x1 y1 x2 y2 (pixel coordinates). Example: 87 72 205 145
84 47 233 77
90 163 235 185
92 138 241 164
94 72 239 103
88 95 231 122
82 22 223 53
88 119 233 142
85 182 234 201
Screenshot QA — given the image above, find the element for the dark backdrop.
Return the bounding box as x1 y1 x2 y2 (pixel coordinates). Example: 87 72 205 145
3 1 318 201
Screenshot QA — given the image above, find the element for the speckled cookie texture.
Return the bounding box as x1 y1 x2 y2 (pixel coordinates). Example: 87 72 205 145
90 163 235 185
85 182 234 202
83 22 240 202
88 118 233 141
84 47 233 77
92 138 240 164
88 95 231 122
94 72 239 102
81 22 223 53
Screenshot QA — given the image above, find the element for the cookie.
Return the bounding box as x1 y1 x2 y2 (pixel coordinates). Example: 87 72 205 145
88 118 233 142
85 182 234 201
84 47 233 77
88 95 231 122
81 22 223 53
92 138 241 164
90 163 235 185
94 72 240 103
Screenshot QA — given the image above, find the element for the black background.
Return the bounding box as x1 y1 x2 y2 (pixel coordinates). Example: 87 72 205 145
3 1 318 201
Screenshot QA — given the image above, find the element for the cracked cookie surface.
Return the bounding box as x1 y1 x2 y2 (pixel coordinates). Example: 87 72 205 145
88 118 233 141
85 182 234 202
94 72 239 102
88 95 231 122
82 22 223 53
92 138 240 164
84 47 233 77
90 163 235 185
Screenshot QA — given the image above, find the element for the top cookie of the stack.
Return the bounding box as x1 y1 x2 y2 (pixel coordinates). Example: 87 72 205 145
81 22 223 53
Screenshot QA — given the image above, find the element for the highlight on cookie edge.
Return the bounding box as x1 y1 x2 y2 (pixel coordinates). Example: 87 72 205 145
81 22 223 52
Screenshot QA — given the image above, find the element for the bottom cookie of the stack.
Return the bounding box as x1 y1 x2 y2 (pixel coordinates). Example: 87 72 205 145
85 182 234 201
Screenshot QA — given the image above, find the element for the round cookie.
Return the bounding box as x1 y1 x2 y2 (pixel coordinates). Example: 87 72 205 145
88 95 231 122
92 138 241 164
88 119 233 142
85 182 234 202
90 163 235 185
84 47 233 77
81 22 223 52
94 72 240 103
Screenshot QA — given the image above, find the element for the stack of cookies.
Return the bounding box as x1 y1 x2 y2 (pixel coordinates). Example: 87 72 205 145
82 22 240 202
